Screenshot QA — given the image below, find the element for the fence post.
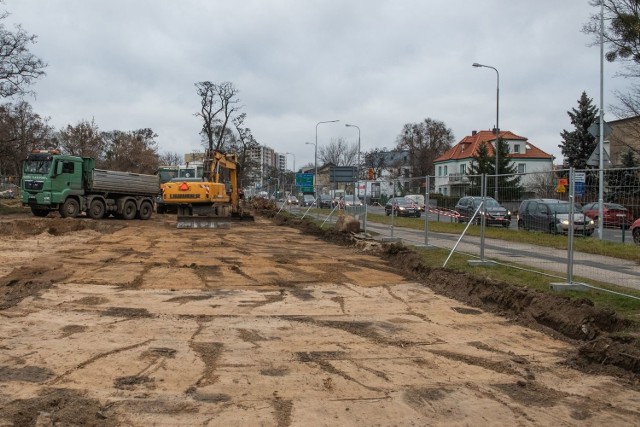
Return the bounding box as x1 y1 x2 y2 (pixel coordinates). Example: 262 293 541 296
417 176 434 249
567 167 575 284
390 180 395 238
550 167 587 291
480 173 487 261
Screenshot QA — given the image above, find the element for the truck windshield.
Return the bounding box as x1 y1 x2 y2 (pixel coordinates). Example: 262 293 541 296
24 159 52 174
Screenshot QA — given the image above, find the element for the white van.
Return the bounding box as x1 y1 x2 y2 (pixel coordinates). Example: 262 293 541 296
405 194 425 211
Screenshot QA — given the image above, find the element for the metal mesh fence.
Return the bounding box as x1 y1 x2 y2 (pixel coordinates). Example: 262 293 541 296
276 169 640 294
0 176 19 199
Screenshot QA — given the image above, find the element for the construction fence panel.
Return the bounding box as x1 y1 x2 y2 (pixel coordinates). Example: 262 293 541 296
276 169 640 292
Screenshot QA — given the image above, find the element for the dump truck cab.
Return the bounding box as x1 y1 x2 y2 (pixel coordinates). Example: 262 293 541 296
22 150 88 215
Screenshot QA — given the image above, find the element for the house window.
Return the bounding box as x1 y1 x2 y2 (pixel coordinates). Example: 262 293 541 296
443 187 448 196
438 166 442 176
514 144 520 154
460 164 466 175
517 163 526 174
444 165 448 176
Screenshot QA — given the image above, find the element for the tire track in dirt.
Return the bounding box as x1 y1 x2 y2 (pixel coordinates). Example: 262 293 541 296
48 339 154 385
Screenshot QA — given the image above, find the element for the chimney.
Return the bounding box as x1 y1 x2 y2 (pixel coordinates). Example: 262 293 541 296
471 130 477 136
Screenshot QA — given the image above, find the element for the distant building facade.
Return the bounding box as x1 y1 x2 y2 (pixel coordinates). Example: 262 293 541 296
434 130 554 197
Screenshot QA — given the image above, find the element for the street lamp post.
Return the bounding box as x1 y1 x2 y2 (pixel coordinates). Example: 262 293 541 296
345 124 361 184
472 62 500 201
312 120 339 195
346 123 365 232
285 152 296 194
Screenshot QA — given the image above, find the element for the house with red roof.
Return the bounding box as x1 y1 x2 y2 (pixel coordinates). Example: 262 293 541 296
433 129 554 197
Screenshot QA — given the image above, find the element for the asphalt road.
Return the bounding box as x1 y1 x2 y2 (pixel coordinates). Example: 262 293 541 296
280 203 640 291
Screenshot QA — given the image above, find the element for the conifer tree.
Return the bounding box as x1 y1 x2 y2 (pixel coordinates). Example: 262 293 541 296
559 91 598 169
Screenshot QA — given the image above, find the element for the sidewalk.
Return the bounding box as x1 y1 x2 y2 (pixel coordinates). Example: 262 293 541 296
365 221 640 292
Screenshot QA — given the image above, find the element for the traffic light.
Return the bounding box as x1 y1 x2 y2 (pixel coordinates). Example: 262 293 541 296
367 168 375 180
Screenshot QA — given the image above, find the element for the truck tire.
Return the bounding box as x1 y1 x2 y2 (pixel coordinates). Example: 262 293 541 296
88 199 106 219
31 207 50 217
59 198 80 218
137 201 153 220
122 200 137 220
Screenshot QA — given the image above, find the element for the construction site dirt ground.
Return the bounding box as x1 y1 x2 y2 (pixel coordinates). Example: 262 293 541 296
1 206 640 426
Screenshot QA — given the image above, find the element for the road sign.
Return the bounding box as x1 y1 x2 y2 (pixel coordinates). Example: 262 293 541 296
329 166 357 183
586 145 610 167
588 119 612 138
296 173 314 193
573 171 586 197
556 178 567 193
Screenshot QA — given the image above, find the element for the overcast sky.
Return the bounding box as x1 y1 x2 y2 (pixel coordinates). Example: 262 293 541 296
5 0 630 169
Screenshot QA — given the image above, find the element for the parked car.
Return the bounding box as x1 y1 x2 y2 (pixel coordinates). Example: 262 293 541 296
517 199 594 235
405 194 426 211
384 197 421 217
342 194 363 207
318 194 334 209
300 194 316 207
455 196 511 227
631 218 640 245
581 202 634 229
285 195 299 205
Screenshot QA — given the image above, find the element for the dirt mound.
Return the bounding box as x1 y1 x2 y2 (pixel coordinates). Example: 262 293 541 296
0 266 70 310
0 217 123 238
257 209 640 378
0 388 118 426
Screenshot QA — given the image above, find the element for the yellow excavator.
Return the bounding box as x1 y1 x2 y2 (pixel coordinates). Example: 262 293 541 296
160 150 254 228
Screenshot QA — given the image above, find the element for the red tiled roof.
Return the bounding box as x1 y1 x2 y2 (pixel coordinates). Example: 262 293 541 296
434 130 553 162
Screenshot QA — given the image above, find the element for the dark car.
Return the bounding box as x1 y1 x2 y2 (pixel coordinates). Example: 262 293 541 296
455 196 511 227
384 197 421 217
582 202 633 229
300 194 316 207
517 199 594 235
319 194 334 209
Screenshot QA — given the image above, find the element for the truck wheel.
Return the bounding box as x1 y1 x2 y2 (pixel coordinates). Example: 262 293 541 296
137 201 153 220
31 207 49 217
122 200 137 220
88 199 105 219
59 198 80 218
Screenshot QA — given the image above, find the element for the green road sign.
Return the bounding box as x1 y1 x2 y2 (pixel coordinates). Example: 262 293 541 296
296 173 314 193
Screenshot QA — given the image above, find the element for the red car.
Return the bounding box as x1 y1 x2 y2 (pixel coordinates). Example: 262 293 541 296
631 218 640 245
581 202 634 229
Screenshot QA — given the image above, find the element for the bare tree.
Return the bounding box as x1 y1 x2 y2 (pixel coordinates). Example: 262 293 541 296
101 128 159 174
56 119 104 159
195 81 240 153
396 118 454 176
362 147 390 179
525 171 557 199
318 137 358 166
0 7 46 98
230 112 260 188
0 100 52 177
159 151 182 166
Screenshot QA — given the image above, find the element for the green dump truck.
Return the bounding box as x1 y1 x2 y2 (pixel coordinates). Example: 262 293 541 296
21 149 160 220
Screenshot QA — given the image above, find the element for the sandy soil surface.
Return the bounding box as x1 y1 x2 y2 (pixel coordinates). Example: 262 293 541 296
0 207 639 426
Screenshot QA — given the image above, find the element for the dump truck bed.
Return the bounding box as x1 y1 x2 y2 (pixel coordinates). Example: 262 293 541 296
91 169 159 196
